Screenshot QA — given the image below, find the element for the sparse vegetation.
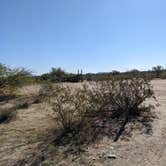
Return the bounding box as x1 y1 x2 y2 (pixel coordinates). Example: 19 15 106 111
44 84 91 133
40 77 155 151
0 63 159 165
0 107 16 123
0 63 33 101
152 65 164 78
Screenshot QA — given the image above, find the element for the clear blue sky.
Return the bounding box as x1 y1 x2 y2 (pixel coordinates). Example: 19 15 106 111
0 0 166 74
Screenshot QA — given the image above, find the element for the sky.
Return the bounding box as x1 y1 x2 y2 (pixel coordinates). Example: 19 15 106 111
0 0 166 75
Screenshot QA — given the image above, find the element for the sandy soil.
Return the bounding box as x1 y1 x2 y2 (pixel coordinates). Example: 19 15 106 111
0 80 166 166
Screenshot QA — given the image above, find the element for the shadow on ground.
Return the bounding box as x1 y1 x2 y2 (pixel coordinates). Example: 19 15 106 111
52 105 156 157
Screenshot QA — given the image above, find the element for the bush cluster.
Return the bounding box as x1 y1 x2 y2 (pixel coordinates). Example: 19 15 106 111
0 63 33 100
90 78 154 115
46 77 154 140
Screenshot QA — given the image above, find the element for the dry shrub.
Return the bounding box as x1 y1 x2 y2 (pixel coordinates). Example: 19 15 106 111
89 78 155 116
0 107 16 123
17 84 42 97
89 78 155 142
44 77 155 148
0 84 16 101
47 84 91 132
46 77 155 132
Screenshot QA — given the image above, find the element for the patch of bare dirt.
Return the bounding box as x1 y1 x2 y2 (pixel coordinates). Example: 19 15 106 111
0 103 56 165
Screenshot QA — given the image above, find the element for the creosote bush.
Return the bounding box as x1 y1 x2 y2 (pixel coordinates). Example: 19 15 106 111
90 78 155 116
46 77 155 145
47 84 91 132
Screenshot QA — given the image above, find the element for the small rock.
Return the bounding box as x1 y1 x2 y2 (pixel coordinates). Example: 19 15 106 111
106 153 117 159
92 157 97 160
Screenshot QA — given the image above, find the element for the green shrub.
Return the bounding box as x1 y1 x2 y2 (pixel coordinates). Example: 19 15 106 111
0 64 33 101
152 65 164 78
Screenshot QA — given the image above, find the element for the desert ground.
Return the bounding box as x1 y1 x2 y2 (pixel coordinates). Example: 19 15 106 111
0 80 166 166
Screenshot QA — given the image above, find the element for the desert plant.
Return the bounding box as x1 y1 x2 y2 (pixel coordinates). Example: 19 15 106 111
47 84 91 132
152 65 164 78
112 70 121 75
90 78 154 115
50 67 66 82
0 63 33 101
0 107 16 123
0 77 16 101
47 77 154 131
45 77 155 146
0 63 9 77
88 78 155 141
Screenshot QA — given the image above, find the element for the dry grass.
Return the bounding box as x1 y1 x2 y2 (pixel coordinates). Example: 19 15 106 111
16 84 42 97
